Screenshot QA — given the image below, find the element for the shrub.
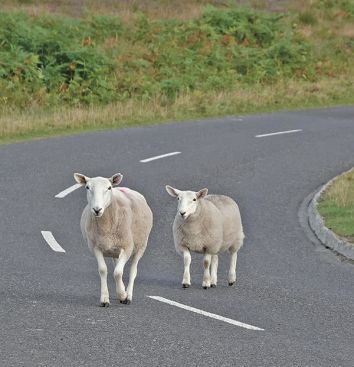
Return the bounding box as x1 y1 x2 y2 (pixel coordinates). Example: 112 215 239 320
0 6 315 108
298 11 318 25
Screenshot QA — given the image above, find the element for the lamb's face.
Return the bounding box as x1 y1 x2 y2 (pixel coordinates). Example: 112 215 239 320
166 185 208 220
85 177 114 217
74 173 123 217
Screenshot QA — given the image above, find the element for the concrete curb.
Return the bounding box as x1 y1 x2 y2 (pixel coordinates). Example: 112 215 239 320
308 169 354 261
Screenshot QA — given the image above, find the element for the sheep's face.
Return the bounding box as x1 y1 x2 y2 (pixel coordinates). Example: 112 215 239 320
74 173 123 217
166 185 208 220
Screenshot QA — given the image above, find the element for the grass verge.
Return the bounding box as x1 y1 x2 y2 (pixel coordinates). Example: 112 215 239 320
318 169 354 243
2 76 354 145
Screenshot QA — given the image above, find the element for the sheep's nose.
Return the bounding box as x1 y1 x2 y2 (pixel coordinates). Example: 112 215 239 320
180 211 186 217
93 208 102 216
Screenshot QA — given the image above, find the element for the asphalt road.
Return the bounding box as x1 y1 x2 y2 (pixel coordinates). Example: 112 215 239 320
1 107 354 366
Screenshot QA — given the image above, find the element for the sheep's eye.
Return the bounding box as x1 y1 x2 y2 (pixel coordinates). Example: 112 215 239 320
193 198 197 201
85 186 89 190
177 197 180 200
108 186 112 190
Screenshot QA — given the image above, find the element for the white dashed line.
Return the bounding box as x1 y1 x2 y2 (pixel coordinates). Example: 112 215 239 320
41 231 66 253
55 183 81 198
140 151 181 163
255 129 302 138
148 296 264 331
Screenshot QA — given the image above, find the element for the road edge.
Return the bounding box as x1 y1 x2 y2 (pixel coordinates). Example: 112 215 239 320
307 169 354 261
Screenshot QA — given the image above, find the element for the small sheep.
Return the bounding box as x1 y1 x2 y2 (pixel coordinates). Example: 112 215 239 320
165 185 244 289
74 173 153 306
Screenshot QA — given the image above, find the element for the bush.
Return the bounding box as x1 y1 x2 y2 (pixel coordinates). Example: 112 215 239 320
298 11 318 25
0 6 315 108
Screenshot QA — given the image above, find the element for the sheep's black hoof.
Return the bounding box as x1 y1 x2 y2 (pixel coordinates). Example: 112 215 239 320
182 284 190 288
210 284 217 288
202 286 208 289
228 282 235 286
120 298 131 305
100 302 110 307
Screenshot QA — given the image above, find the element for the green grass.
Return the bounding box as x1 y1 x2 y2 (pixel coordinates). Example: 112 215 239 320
0 0 354 143
318 169 354 242
318 202 354 240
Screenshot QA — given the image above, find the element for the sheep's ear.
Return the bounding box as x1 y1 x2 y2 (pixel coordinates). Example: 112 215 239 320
197 188 208 199
110 173 123 186
74 173 88 185
166 185 180 198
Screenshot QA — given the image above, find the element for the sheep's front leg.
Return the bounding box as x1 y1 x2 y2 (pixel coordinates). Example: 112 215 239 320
181 248 191 288
126 250 143 303
202 254 212 289
93 248 110 307
114 249 130 304
228 251 238 286
210 255 218 287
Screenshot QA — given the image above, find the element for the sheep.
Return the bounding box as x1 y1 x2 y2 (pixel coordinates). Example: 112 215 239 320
165 185 244 289
74 172 153 306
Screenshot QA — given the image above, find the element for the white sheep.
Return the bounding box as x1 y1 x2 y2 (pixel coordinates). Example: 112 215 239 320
165 186 244 289
74 173 153 306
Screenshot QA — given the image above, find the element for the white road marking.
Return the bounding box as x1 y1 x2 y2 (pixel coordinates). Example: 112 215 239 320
41 231 66 253
148 296 264 331
55 183 82 198
255 129 302 138
140 151 181 163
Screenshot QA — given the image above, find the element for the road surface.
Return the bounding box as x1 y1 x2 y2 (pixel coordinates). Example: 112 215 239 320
1 107 354 366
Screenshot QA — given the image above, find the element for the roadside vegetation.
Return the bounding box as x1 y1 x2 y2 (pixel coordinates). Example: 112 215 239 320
0 0 353 143
318 169 354 243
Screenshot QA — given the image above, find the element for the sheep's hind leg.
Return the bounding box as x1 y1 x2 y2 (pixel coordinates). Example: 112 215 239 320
126 250 144 303
113 249 131 304
182 248 191 288
93 247 110 307
202 254 212 289
210 255 218 287
228 250 238 286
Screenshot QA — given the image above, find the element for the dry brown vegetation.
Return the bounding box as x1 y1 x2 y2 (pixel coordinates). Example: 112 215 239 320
1 0 290 20
2 76 353 143
322 170 354 208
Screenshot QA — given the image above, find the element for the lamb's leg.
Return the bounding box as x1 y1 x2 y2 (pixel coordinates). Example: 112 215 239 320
113 249 130 304
202 253 212 289
126 250 143 303
182 248 191 288
228 251 238 286
210 255 218 287
93 248 110 307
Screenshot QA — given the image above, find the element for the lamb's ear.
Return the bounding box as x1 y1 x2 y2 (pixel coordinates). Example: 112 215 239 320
166 185 180 198
197 188 208 199
110 173 123 186
74 173 88 185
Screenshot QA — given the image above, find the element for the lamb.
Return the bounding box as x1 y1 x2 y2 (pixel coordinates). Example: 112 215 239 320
165 185 244 289
74 172 153 306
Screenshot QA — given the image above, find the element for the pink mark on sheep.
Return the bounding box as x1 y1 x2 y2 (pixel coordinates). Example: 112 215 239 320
119 188 130 197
